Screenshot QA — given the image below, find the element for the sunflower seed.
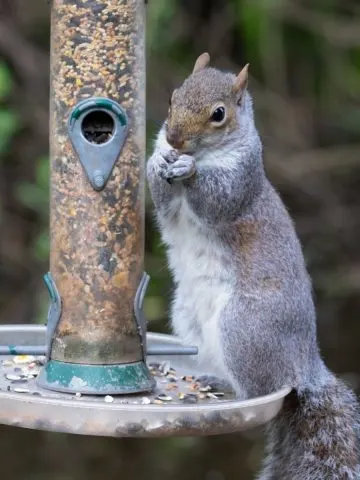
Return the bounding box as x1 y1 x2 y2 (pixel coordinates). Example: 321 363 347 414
13 388 30 393
148 362 160 369
36 356 46 365
5 374 22 381
206 392 220 400
159 361 171 375
200 385 213 392
156 394 172 402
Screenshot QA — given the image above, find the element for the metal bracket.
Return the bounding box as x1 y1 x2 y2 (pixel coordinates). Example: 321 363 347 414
43 272 62 361
68 97 128 191
134 272 150 359
133 273 198 358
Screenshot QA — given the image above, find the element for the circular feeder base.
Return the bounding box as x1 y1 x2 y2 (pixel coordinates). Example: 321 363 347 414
37 360 155 395
0 325 290 438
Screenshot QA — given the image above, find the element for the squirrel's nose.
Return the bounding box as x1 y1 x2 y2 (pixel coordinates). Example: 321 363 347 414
166 129 184 150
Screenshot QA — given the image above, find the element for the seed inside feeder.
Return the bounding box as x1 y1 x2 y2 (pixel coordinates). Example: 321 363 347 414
81 110 114 144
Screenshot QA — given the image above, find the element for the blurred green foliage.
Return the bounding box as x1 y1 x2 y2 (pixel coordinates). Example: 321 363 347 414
0 62 18 154
16 155 49 261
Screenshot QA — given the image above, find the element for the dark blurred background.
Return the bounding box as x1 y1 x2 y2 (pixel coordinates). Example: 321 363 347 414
0 0 359 478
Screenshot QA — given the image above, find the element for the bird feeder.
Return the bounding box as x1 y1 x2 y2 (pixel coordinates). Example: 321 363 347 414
0 0 290 437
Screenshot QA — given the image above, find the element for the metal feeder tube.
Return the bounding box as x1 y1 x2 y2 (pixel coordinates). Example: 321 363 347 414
37 0 153 395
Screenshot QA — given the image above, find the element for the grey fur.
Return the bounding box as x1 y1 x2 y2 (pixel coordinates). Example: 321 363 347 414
147 66 360 479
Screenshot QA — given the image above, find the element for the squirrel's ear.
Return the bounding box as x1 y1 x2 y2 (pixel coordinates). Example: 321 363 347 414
233 63 249 93
193 52 210 73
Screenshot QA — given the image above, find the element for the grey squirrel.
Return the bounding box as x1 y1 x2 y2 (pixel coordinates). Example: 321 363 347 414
147 52 360 479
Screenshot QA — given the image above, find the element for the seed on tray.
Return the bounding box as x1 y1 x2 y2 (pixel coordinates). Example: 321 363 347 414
156 394 172 402
13 388 30 394
2 360 13 367
13 355 35 365
206 392 222 400
5 374 22 381
159 361 171 375
35 356 46 365
182 394 198 404
200 385 213 392
165 383 178 391
148 363 160 369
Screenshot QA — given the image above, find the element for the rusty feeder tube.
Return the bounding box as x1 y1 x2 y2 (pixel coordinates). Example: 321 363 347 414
37 0 155 394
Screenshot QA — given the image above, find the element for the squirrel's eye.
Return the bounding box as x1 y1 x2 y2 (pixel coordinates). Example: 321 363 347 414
210 106 226 123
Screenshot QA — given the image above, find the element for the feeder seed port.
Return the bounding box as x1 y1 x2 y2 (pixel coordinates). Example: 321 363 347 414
81 110 115 145
68 98 129 192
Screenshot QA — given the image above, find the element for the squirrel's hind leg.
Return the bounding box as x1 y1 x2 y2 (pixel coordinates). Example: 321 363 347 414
219 294 298 399
171 294 248 399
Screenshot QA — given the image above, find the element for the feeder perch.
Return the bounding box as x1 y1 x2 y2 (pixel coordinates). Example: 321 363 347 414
0 0 290 437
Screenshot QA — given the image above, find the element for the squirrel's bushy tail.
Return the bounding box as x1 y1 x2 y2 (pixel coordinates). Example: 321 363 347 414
258 371 360 480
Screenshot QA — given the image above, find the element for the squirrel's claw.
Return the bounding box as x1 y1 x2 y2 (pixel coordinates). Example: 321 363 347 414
195 374 234 393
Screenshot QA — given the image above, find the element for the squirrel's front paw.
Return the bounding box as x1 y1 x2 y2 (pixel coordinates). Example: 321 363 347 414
151 153 169 178
162 154 196 183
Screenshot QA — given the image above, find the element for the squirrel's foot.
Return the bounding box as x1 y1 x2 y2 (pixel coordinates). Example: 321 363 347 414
195 374 234 393
161 154 196 182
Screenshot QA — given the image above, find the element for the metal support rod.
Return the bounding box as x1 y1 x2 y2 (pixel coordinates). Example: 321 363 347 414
0 345 198 356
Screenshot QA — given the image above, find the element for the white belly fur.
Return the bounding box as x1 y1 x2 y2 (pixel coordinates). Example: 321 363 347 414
161 193 232 377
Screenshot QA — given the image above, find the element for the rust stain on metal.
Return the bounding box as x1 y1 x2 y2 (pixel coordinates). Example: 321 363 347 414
50 0 145 364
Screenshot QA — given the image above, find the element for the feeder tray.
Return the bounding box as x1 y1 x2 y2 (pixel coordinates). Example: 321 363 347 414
0 325 290 437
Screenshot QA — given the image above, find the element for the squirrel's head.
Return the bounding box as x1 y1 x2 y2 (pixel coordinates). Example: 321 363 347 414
166 53 250 154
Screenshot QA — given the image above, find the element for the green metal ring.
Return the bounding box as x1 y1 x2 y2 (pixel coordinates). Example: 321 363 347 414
69 97 127 127
37 360 155 395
